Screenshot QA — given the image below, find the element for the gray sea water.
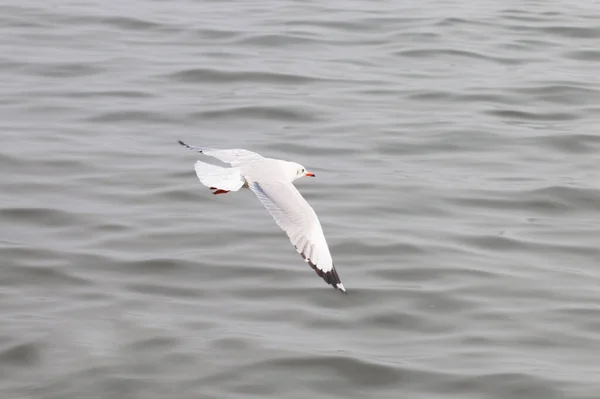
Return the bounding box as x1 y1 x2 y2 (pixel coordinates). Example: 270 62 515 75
2 1 600 398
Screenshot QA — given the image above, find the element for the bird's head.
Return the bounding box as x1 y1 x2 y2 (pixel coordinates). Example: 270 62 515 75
287 162 315 182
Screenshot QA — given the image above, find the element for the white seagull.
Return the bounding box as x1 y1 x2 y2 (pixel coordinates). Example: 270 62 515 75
178 140 346 293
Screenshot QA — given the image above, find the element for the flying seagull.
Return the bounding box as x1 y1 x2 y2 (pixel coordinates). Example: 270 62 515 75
178 140 346 293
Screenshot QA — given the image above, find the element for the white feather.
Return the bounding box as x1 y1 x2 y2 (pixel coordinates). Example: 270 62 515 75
194 161 244 191
247 179 334 274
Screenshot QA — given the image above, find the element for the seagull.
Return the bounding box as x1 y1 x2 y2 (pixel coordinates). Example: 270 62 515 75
178 140 346 293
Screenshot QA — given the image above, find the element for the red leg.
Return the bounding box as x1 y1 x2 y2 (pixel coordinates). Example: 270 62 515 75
212 189 230 195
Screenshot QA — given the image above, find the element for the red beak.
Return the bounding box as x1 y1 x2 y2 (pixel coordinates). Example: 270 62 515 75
305 172 315 177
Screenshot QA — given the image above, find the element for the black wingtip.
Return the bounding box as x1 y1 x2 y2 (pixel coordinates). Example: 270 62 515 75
310 261 346 293
178 140 203 153
295 246 347 293
325 267 347 294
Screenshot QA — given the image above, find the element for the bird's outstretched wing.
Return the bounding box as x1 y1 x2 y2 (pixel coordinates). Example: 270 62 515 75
179 140 263 167
248 179 346 292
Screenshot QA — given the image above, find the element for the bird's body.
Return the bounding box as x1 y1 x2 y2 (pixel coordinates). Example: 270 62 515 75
178 140 346 293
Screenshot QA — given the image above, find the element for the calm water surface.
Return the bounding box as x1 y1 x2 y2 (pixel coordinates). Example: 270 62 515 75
1 1 600 398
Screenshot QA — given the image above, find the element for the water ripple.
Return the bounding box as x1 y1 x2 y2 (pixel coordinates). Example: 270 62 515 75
0 341 40 367
393 48 530 65
486 109 580 122
164 68 327 85
190 105 318 122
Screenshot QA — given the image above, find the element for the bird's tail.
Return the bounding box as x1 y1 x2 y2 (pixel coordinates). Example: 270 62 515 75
193 161 245 192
